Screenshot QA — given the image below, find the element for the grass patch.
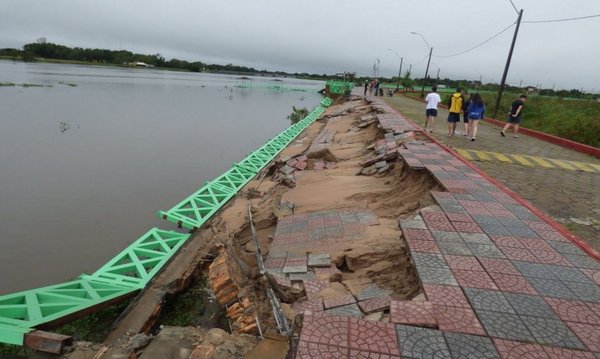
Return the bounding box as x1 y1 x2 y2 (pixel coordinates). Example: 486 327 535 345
0 343 28 356
158 276 207 327
53 299 131 343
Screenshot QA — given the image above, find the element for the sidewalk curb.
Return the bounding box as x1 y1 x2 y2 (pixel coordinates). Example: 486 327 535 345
381 97 600 263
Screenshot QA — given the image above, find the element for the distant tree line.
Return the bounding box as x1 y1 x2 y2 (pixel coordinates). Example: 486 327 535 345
0 40 335 80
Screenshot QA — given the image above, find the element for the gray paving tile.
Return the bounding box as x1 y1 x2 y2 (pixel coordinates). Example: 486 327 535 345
413 253 449 269
476 310 534 342
502 292 560 319
562 253 600 270
562 281 600 303
480 223 513 236
497 218 527 227
513 261 557 280
526 277 578 300
324 303 363 318
399 216 428 230
354 283 392 301
552 268 595 283
417 267 458 286
436 240 473 256
443 332 500 359
547 241 587 255
307 253 331 268
464 288 515 314
440 203 468 213
520 316 586 349
395 325 452 359
504 204 533 214
467 243 506 258
507 225 539 238
459 232 493 244
471 215 501 225
431 231 463 241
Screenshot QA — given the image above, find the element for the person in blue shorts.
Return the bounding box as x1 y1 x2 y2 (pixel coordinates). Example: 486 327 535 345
466 93 485 141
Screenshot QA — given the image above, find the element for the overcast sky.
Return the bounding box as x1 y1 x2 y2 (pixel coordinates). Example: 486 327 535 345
1 0 599 90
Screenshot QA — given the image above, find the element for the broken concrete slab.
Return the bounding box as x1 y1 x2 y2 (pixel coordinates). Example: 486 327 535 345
308 253 332 267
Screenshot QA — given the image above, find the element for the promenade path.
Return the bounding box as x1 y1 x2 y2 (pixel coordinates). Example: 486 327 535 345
294 95 600 358
384 94 600 251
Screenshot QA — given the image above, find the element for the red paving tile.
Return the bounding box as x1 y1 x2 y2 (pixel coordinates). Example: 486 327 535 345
529 249 572 265
348 350 401 359
300 311 349 347
425 220 455 232
478 258 521 275
433 304 486 335
323 295 356 310
487 272 538 295
445 213 474 222
453 221 484 233
581 268 600 285
492 236 525 248
535 229 569 242
403 228 435 241
406 239 441 253
544 298 600 325
389 301 436 327
293 299 324 314
444 255 485 271
542 347 596 359
296 341 348 358
492 339 548 359
348 318 400 355
499 246 538 262
566 322 600 351
422 284 471 308
303 279 330 300
357 296 392 314
453 269 499 290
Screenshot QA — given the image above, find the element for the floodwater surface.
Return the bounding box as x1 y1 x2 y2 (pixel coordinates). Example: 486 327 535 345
0 61 323 294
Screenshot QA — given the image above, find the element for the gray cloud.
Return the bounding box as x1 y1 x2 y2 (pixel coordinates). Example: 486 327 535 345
1 0 599 90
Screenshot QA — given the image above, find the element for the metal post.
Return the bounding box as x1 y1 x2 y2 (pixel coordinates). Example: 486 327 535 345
492 9 523 119
420 46 433 98
436 68 440 85
397 57 403 89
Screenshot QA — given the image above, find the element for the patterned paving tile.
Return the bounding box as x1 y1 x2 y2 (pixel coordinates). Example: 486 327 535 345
354 283 393 301
545 298 600 325
490 235 525 248
300 311 349 347
542 347 596 359
445 212 474 223
444 332 500 359
492 339 548 359
323 294 357 310
357 296 392 314
472 215 502 225
436 240 473 256
464 288 515 314
403 228 435 241
562 253 600 270
303 279 330 300
423 284 471 308
460 232 493 244
566 322 600 352
431 230 463 241
478 258 521 275
325 303 363 318
434 304 486 335
444 255 485 271
547 240 588 256
487 272 538 295
348 350 401 358
412 253 449 269
520 316 586 349
296 340 348 358
417 267 458 286
467 243 506 258
502 293 558 319
453 269 499 290
399 217 428 230
395 325 452 359
476 310 534 342
453 221 485 233
500 246 538 262
581 269 600 285
562 281 600 303
388 300 436 327
513 261 561 280
348 318 400 355
293 299 325 314
526 277 578 300
407 239 442 253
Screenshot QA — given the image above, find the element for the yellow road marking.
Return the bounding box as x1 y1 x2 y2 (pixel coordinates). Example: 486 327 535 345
510 155 534 166
455 148 600 173
524 155 555 168
456 149 474 160
547 158 578 170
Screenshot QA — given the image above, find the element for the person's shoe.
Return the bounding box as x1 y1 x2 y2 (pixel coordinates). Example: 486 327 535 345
471 137 476 142
428 129 433 133
500 131 506 137
463 133 468 136
513 135 519 138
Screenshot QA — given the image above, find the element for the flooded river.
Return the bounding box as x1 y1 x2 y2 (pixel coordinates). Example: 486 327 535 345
0 61 323 294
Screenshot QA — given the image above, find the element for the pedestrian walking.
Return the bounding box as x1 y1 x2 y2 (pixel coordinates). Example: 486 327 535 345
466 93 485 141
424 86 442 132
446 87 463 136
501 94 527 138
461 91 471 136
364 80 368 96
374 79 380 97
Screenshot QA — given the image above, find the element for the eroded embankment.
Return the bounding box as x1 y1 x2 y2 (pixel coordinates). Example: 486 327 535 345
68 96 444 358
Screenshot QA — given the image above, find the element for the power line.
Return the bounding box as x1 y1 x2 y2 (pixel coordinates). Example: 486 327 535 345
433 21 516 58
523 13 600 23
507 0 519 15
412 52 431 66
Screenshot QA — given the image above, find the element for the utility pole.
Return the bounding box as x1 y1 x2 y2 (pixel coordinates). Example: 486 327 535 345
397 57 403 90
421 46 433 97
436 68 440 85
492 9 523 119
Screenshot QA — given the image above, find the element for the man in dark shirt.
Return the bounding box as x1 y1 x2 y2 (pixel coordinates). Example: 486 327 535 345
501 95 527 138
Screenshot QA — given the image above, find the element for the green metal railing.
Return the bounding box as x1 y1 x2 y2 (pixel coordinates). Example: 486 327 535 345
234 80 319 92
0 98 333 346
326 80 355 94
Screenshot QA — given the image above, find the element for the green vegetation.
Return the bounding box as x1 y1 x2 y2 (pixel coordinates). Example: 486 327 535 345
158 276 207 327
0 343 27 356
54 300 131 342
287 106 309 125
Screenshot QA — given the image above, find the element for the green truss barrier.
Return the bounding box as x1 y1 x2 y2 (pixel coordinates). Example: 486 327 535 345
158 100 331 230
0 97 332 346
234 80 318 93
325 81 355 94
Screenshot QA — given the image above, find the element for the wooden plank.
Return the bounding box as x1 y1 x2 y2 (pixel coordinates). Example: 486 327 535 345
24 330 72 354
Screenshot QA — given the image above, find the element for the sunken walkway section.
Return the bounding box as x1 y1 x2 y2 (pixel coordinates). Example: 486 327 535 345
294 98 600 358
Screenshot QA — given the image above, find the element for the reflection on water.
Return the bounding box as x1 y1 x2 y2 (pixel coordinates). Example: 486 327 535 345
0 60 323 294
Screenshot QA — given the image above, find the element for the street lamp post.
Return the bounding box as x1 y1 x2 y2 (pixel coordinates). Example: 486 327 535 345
411 32 433 97
387 49 403 90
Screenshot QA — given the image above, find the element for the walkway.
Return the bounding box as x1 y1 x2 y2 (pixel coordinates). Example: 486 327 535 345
384 94 600 250
295 96 600 358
